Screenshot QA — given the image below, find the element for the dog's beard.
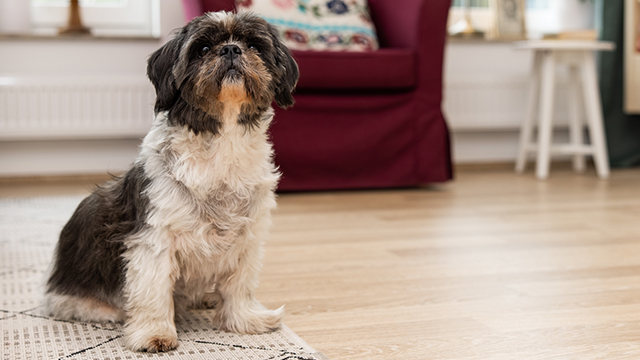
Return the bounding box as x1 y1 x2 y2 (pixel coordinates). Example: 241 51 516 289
218 68 248 107
222 66 242 82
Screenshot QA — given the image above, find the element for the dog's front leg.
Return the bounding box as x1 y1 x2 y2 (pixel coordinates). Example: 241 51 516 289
122 229 179 352
214 231 284 334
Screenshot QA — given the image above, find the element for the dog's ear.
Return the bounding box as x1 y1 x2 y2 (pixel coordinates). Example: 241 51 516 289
147 30 187 113
269 27 299 109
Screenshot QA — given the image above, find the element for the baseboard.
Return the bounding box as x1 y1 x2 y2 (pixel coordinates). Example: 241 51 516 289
0 173 113 185
0 138 141 177
451 128 574 164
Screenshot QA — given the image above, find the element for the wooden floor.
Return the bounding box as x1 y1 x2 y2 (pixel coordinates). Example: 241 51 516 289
3 166 640 359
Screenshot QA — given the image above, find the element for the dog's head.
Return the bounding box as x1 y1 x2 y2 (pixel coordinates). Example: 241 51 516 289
147 11 299 134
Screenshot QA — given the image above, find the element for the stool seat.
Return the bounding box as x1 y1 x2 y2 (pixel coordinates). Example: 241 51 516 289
515 40 615 179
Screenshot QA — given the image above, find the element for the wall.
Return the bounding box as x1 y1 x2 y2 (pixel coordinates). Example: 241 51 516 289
0 0 184 177
0 11 575 176
444 40 574 163
445 41 531 163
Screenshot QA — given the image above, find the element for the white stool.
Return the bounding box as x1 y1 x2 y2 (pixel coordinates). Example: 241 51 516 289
514 40 615 179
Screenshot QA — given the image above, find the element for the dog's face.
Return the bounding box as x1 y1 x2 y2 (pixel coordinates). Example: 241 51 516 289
147 11 299 134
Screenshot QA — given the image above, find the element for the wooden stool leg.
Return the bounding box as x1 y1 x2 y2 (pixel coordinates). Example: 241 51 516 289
536 51 556 180
580 52 610 179
516 51 543 173
569 65 586 172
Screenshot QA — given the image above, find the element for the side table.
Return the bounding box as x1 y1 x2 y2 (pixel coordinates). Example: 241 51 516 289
514 40 615 179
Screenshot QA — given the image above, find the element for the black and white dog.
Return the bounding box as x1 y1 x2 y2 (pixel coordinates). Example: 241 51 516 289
44 11 298 353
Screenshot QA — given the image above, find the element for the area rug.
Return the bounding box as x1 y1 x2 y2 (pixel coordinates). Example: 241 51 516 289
0 196 327 360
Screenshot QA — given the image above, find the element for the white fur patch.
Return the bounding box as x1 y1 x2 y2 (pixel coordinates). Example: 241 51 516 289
206 11 234 24
45 293 124 323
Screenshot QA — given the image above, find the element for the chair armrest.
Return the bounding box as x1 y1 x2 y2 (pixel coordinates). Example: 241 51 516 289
181 0 202 22
369 0 450 103
201 0 235 12
368 0 451 49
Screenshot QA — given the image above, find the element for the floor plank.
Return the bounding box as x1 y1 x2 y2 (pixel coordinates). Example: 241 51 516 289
3 167 640 359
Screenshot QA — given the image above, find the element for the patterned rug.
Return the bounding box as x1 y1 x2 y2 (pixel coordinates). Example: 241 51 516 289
0 196 327 360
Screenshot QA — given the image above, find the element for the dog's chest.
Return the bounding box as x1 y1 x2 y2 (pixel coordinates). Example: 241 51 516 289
161 127 276 279
171 131 262 190
161 123 277 229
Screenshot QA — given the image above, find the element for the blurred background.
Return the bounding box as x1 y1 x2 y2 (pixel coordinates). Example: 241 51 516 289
0 0 638 181
2 3 640 358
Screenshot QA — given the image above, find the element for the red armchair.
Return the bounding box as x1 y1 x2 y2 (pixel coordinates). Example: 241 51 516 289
181 0 453 191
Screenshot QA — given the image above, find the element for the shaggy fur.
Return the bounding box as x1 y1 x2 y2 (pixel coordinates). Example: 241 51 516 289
44 11 299 353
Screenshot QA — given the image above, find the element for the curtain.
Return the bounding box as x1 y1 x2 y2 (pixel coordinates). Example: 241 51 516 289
598 0 640 167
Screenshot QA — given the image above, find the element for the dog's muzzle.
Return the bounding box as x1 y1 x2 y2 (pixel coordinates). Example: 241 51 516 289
220 45 242 61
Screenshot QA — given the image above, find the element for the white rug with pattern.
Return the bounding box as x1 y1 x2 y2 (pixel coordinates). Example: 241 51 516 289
0 196 327 360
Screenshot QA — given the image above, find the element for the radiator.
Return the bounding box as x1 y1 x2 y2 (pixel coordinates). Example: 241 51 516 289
0 75 156 141
444 73 573 131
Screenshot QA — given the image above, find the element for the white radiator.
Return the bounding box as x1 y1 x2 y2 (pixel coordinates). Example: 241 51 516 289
444 73 573 131
0 75 156 141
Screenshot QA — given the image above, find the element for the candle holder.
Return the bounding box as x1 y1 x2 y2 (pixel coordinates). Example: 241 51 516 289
59 0 90 35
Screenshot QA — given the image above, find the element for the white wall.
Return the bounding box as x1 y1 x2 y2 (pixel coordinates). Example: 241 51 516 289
444 40 532 163
0 7 568 176
444 40 576 164
0 0 185 177
0 1 184 75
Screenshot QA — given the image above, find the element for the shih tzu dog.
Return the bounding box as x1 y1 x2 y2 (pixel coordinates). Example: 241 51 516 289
44 11 298 352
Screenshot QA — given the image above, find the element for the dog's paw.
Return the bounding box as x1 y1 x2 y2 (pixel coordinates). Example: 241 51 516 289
127 335 179 353
217 304 284 334
124 326 178 352
142 336 179 353
147 336 179 353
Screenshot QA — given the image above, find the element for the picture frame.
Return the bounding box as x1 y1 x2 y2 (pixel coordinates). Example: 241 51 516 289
491 0 527 40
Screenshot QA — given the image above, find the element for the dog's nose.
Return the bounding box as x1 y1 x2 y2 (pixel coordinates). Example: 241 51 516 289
219 45 242 60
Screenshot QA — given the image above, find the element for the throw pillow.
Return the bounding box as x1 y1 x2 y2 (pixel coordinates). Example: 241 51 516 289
236 0 379 51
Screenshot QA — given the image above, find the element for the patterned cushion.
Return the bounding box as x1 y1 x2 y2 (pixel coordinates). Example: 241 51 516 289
236 0 379 51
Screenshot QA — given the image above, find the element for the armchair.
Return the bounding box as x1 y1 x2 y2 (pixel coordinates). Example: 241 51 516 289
181 0 453 191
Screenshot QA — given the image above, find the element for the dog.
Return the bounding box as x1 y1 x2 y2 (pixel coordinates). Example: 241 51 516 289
43 11 299 353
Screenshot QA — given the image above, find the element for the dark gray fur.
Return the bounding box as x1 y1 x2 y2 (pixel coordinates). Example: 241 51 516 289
46 164 150 306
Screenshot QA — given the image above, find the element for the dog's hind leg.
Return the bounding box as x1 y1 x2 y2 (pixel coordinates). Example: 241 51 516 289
44 292 124 323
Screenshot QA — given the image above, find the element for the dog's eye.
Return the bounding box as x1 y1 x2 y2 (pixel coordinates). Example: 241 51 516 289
248 44 260 53
198 45 211 57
